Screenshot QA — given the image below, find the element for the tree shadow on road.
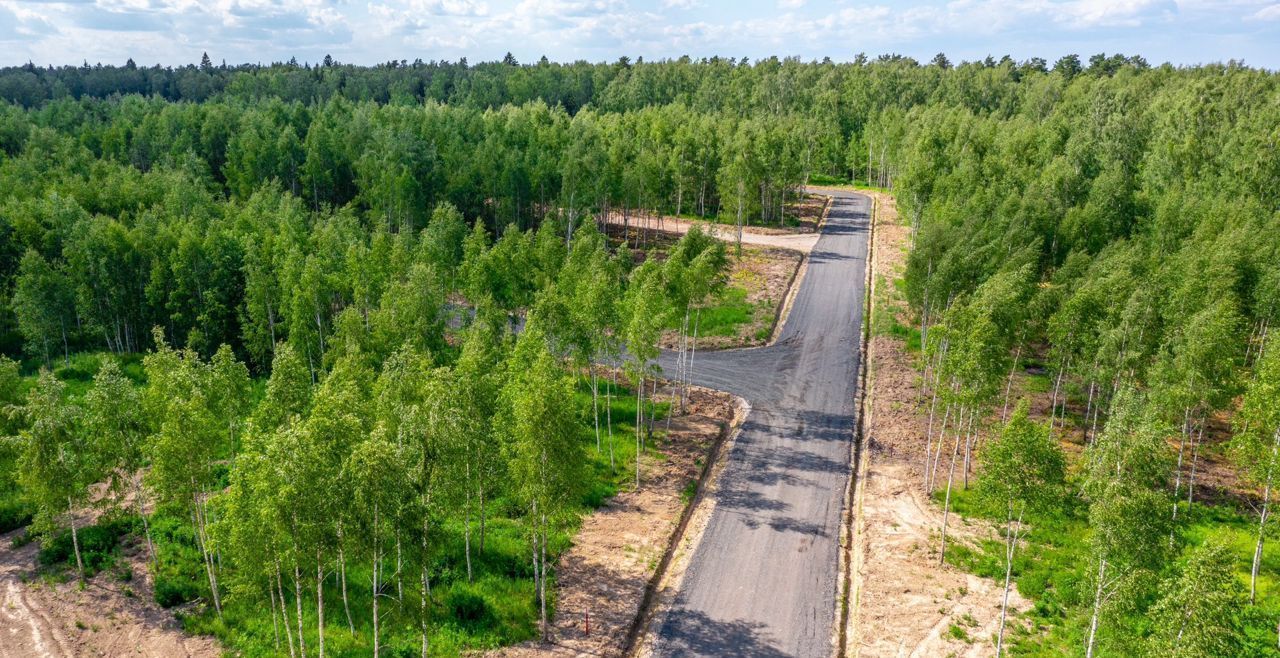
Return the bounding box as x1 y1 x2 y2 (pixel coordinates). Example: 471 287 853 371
654 608 792 658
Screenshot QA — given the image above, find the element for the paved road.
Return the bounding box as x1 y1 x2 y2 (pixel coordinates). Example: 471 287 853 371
650 190 870 657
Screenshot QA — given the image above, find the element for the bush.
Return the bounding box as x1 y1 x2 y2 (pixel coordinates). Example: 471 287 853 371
155 574 201 608
0 496 33 534
37 514 139 577
447 586 494 629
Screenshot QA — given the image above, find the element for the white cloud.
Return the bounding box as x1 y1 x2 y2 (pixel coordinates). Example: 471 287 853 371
1057 0 1175 27
1253 2 1280 18
0 0 1276 67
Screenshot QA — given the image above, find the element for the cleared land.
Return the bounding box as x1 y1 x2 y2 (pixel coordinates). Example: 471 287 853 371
849 191 1029 657
0 527 221 658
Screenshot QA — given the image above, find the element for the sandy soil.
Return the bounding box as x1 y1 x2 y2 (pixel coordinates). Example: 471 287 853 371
0 528 221 658
603 213 819 254
848 191 1029 658
490 385 738 658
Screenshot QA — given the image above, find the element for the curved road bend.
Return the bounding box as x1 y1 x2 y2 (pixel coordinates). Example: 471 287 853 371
651 190 870 657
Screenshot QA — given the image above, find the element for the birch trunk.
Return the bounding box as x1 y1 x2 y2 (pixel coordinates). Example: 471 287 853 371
134 478 156 570
996 505 1023 657
421 511 431 658
938 409 964 566
592 370 601 452
68 498 84 580
540 513 549 642
635 376 644 489
277 562 297 658
1186 420 1205 507
465 467 473 583
338 523 354 633
270 575 282 650
371 504 380 658
1086 558 1107 658
607 374 615 470
316 549 325 658
295 561 307 658
1253 429 1280 603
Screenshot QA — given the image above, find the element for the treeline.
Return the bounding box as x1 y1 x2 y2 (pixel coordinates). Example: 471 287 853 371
893 58 1280 654
2 51 1147 115
0 96 803 361
0 51 1189 364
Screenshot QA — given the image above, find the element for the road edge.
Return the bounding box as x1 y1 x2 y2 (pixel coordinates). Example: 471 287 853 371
836 192 877 658
623 389 752 658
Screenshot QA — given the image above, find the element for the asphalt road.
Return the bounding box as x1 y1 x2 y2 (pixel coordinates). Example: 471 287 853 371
650 190 870 657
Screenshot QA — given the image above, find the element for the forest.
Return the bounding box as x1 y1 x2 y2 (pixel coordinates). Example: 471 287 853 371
0 51 1277 656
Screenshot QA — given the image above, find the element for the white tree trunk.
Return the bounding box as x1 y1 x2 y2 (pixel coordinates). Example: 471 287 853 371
996 506 1023 656
938 409 964 566
277 562 297 658
1086 558 1107 658
295 561 307 658
316 549 325 658
338 524 353 633
67 498 84 581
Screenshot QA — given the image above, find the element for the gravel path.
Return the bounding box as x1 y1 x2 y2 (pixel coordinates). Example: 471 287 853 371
650 190 869 657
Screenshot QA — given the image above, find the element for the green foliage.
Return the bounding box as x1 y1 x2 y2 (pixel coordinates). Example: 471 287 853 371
37 514 140 578
1146 537 1247 658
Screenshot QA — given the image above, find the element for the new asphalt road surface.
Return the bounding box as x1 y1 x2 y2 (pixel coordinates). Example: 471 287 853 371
651 190 870 657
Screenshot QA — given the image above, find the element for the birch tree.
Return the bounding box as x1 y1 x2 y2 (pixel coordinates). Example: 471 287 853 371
1146 538 1246 658
16 371 90 580
1082 388 1173 658
978 400 1065 656
502 320 584 642
84 359 156 566
144 332 232 615
344 431 407 658
1230 332 1280 603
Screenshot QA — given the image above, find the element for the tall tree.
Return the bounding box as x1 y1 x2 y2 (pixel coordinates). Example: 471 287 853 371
16 371 90 579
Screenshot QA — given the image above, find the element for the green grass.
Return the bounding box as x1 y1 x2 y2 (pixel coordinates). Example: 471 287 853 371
871 275 921 352
668 286 766 341
937 484 1280 656
696 287 755 337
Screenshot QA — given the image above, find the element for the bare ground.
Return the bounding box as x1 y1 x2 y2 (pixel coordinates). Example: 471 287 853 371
848 191 1029 658
602 213 819 254
490 385 738 658
0 528 221 658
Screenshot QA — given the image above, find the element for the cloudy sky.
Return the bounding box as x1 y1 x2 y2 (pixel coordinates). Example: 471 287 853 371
1 0 1278 68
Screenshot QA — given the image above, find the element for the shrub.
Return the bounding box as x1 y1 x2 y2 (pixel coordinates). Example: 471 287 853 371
447 586 494 629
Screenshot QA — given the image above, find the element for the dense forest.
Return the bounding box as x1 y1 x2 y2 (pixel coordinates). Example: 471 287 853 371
0 52 1278 656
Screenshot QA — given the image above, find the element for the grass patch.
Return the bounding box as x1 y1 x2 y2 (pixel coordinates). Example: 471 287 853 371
37 513 142 580
938 482 1280 656
872 274 920 351
680 286 755 338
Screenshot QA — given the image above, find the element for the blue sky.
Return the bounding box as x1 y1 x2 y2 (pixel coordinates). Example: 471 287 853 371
1 0 1278 68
